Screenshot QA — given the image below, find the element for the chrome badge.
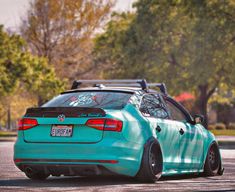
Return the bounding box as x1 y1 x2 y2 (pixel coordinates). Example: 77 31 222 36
58 114 65 122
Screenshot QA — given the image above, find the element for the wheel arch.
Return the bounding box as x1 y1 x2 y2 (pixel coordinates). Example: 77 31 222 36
135 136 163 182
202 140 223 175
203 141 219 165
142 136 163 172
144 136 163 152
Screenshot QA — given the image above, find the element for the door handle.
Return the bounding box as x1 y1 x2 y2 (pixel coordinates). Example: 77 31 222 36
179 128 184 135
156 125 161 133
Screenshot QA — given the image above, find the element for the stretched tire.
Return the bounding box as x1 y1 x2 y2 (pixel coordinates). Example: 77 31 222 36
204 143 221 176
136 139 163 183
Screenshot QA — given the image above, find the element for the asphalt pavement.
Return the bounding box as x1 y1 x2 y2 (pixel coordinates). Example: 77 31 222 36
0 142 235 192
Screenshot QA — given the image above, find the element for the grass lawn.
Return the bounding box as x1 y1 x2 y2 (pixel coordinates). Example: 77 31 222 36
210 129 235 136
0 131 17 137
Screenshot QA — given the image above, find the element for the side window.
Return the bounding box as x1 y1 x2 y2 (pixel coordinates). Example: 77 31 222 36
165 100 187 121
140 94 168 119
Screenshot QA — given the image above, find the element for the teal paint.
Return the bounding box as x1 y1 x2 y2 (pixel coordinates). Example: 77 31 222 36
14 94 221 177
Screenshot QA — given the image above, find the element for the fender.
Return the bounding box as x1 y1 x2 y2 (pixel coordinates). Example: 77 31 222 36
144 137 162 151
143 137 163 171
136 136 163 181
203 141 224 175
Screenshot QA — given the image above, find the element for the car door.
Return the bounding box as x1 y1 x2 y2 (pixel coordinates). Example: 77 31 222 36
164 97 204 170
139 94 181 173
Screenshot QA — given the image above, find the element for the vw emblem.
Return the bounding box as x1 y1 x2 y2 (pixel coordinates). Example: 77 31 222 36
58 114 65 122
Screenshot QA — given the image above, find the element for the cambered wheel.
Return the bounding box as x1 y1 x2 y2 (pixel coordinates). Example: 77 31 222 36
204 143 220 176
136 140 163 183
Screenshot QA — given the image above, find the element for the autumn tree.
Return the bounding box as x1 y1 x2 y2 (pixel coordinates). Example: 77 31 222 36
94 0 235 127
21 0 114 80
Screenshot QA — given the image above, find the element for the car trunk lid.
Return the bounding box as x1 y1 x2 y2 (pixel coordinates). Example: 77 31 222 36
23 107 106 143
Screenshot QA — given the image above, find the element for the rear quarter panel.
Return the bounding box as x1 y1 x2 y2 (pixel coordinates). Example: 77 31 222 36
107 104 154 145
104 104 155 172
199 125 221 168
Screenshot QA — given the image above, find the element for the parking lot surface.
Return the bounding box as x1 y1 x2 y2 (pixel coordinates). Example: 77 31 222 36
0 142 235 192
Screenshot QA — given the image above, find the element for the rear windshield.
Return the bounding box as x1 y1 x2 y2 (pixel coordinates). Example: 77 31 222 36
42 91 132 109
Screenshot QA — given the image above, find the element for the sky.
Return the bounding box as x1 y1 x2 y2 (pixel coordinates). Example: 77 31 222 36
0 0 135 31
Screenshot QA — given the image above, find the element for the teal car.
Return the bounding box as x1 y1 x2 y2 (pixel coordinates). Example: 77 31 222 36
14 79 224 182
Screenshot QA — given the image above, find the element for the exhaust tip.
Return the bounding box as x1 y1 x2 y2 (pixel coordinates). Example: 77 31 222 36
25 167 34 175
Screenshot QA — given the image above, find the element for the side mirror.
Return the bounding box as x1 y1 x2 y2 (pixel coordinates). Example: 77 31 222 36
194 114 204 124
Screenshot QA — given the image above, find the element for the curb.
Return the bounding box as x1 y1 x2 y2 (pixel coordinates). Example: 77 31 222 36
0 137 16 142
218 141 235 149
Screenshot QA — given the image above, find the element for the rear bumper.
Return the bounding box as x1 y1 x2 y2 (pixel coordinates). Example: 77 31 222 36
14 133 143 177
17 163 118 176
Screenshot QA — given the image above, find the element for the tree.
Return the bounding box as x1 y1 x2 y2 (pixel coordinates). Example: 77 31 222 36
94 12 135 77
0 25 63 127
95 1 192 81
21 0 114 80
0 25 28 96
0 25 63 98
94 0 235 127
176 0 235 126
22 56 64 105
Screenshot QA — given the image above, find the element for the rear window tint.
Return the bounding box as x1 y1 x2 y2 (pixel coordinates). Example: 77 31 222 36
42 91 132 109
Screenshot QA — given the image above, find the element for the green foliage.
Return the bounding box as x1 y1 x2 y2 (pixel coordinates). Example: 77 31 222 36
95 0 235 92
22 56 64 102
94 12 135 77
0 25 64 102
94 0 235 126
0 25 27 95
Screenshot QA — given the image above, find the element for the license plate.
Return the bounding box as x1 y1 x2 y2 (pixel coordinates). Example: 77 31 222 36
51 125 73 137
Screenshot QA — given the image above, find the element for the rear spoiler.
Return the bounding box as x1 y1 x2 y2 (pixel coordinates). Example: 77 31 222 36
25 107 106 118
71 79 168 94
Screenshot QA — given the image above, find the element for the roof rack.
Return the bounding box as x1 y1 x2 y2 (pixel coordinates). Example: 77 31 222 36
148 83 168 94
71 79 167 94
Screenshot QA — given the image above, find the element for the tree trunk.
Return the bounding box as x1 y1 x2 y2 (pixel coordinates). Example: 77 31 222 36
196 85 209 128
195 84 216 129
7 104 11 130
37 95 44 107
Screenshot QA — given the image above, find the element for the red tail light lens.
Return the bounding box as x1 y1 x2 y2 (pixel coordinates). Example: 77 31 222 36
85 119 105 130
104 119 123 132
18 118 38 130
85 118 123 132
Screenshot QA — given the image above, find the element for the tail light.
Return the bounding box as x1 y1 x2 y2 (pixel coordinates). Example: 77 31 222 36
85 119 105 131
85 118 123 132
18 118 38 131
104 119 123 132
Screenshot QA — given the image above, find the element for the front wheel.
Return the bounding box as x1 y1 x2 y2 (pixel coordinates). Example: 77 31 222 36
204 143 221 176
136 140 163 183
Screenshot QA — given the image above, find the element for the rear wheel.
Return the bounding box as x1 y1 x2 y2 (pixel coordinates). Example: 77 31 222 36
25 168 49 180
136 140 163 183
204 143 220 176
